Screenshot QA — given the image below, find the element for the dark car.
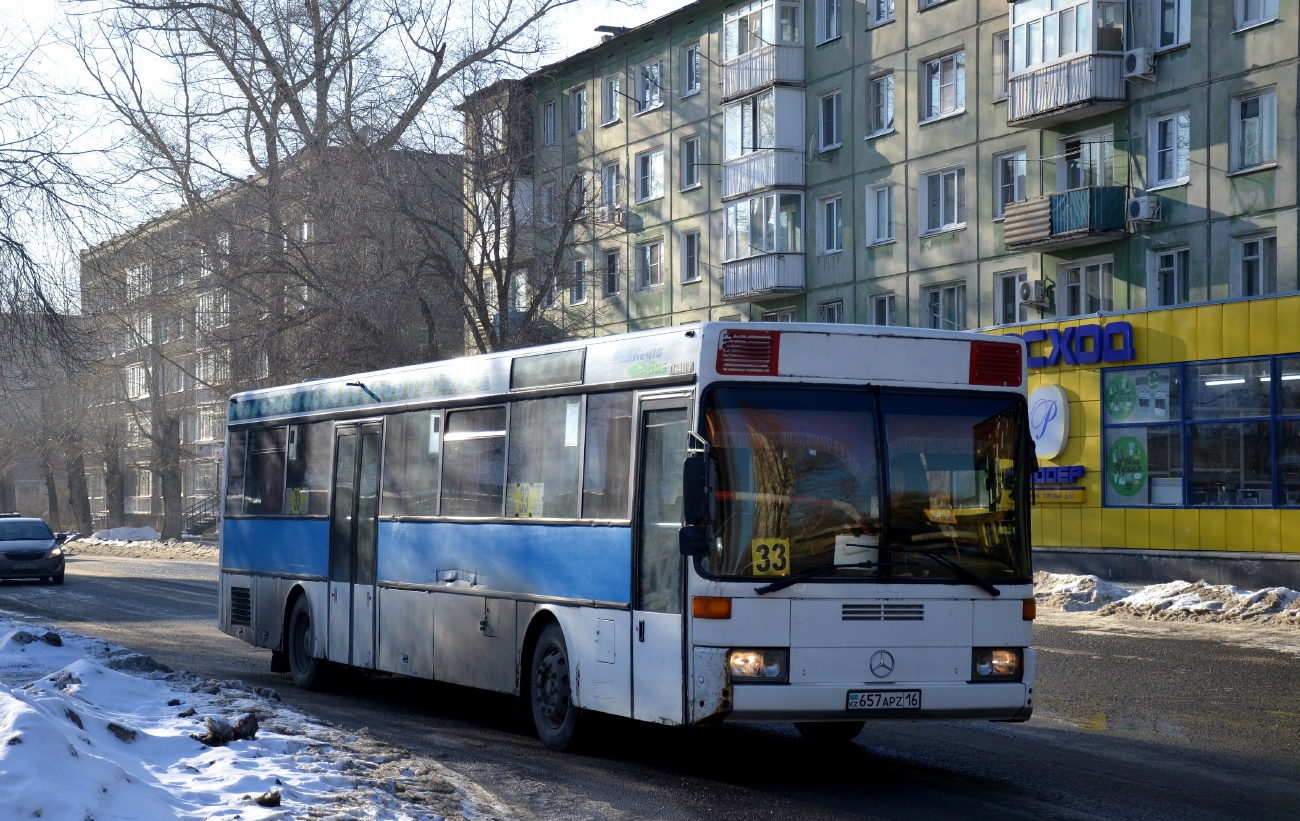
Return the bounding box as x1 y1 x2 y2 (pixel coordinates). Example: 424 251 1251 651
0 515 67 584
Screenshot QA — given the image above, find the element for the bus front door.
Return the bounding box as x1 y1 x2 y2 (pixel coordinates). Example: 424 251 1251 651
631 401 689 725
328 422 382 668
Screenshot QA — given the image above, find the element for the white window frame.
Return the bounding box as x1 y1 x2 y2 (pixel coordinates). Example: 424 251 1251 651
636 149 665 202
681 231 702 283
868 0 894 27
816 0 841 43
871 293 896 326
921 165 966 235
866 183 895 246
603 250 621 297
542 101 556 144
819 195 843 254
724 90 775 160
868 73 894 137
817 300 845 323
819 90 842 151
540 182 557 227
1149 111 1191 187
1057 257 1115 317
1150 246 1191 307
638 240 664 289
1234 234 1277 297
682 44 701 96
571 87 587 134
1231 90 1277 173
601 76 621 124
570 259 588 305
637 61 664 113
925 281 966 331
994 32 1010 100
1158 0 1192 49
126 363 149 399
995 270 1028 325
681 136 701 190
994 150 1027 219
1059 129 1115 190
762 308 798 322
600 162 619 217
922 51 965 122
1236 0 1279 31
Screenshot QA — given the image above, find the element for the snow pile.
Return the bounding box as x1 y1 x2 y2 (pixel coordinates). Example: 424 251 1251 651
0 622 504 821
66 537 218 562
1033 572 1131 611
92 526 161 541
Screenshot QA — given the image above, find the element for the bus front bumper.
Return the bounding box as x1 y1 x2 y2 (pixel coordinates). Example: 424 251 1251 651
727 680 1034 723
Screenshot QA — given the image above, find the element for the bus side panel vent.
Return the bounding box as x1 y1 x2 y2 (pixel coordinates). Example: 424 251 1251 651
842 603 924 621
229 587 252 626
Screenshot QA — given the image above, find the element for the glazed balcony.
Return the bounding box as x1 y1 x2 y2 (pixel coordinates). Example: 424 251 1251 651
722 253 805 301
722 149 805 200
1003 186 1127 252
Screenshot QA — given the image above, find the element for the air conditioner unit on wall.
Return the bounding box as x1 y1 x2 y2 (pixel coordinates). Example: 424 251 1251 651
1018 279 1048 307
1127 195 1161 223
1123 48 1156 81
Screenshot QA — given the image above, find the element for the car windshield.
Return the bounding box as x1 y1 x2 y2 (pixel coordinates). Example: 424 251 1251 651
700 387 1030 583
0 521 54 541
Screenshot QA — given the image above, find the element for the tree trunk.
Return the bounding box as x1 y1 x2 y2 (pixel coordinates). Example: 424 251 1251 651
62 431 94 535
103 440 124 529
0 469 14 513
156 416 183 539
41 453 62 529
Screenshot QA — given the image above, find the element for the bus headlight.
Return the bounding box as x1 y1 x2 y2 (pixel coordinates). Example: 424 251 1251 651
729 649 789 683
971 648 1022 681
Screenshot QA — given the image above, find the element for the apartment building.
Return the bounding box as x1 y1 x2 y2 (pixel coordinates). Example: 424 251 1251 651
477 0 1299 576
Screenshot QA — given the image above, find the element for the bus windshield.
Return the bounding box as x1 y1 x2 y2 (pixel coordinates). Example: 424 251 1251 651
701 387 1030 584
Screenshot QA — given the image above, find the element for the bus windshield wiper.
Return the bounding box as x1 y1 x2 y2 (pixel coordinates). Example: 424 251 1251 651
754 562 878 596
890 545 1001 597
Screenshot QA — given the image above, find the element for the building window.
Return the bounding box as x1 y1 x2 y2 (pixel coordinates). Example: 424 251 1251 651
681 137 701 189
255 351 270 380
922 52 965 121
1061 131 1115 189
542 101 556 144
1236 234 1277 297
568 172 588 217
1237 0 1279 29
1152 247 1191 307
724 90 775 159
540 182 557 227
925 282 965 330
762 308 798 322
819 90 841 151
570 87 587 134
1059 259 1114 316
126 363 149 399
602 76 620 124
1159 0 1192 47
724 192 804 260
818 300 845 323
1150 111 1190 186
638 241 663 288
817 0 841 42
682 44 701 95
570 259 588 305
1011 0 1114 74
1232 90 1277 172
996 270 1028 325
994 33 1010 100
871 293 896 326
819 196 843 253
637 61 663 112
869 0 894 27
922 166 965 234
682 231 702 283
600 163 619 219
603 251 621 297
995 151 1027 219
869 74 894 136
636 149 665 201
866 183 895 245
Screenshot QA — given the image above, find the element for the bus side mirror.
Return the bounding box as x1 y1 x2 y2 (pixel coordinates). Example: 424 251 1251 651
679 525 709 558
682 454 711 527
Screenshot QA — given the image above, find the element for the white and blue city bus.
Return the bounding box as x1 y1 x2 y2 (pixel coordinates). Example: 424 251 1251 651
219 323 1036 750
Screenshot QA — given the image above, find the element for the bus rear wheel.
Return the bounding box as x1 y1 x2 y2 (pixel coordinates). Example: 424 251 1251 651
287 595 326 690
795 720 865 744
530 622 581 751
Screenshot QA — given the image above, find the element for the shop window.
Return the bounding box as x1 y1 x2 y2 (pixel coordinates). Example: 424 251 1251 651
381 410 442 517
1102 366 1184 507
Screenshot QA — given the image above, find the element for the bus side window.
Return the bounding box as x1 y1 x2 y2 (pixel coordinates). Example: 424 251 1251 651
285 422 332 515
244 427 288 515
583 392 634 519
381 410 442 517
506 397 581 519
225 430 248 515
441 407 507 517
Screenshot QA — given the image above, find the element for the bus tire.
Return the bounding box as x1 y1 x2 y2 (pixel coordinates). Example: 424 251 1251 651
287 595 327 691
795 720 865 744
530 622 581 751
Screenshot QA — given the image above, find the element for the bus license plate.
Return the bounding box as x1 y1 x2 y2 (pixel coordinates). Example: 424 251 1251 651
847 690 921 711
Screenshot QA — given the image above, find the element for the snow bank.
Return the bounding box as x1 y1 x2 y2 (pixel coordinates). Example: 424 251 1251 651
0 623 506 821
1035 573 1300 627
91 526 161 542
66 537 218 562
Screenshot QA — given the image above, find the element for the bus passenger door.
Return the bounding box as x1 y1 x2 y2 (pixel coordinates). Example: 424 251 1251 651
328 422 382 667
631 399 689 725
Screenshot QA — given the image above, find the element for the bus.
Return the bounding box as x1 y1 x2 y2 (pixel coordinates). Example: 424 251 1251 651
218 323 1036 750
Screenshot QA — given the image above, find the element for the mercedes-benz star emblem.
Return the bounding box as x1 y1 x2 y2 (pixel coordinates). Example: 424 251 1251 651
869 650 895 678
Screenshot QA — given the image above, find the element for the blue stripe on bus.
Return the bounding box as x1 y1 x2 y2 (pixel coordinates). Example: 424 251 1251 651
378 521 632 604
222 518 330 577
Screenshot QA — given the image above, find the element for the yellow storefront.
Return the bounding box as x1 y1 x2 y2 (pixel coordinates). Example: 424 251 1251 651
992 295 1300 586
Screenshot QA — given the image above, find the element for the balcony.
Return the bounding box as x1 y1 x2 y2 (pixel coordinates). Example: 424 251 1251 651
1007 54 1126 128
722 150 805 200
723 45 804 101
1003 186 1127 252
722 253 805 301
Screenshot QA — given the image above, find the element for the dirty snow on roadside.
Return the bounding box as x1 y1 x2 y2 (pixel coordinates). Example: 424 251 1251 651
1035 572 1300 627
0 620 511 821
64 535 218 562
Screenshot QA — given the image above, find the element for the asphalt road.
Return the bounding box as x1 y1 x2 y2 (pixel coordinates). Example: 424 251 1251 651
1 555 1297 820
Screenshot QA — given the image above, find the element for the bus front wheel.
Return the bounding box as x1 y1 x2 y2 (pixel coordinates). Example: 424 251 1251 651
287 595 326 690
530 622 581 751
795 721 865 744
